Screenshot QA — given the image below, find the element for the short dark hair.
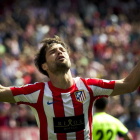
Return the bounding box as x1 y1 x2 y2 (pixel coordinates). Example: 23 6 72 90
34 36 69 77
94 97 108 110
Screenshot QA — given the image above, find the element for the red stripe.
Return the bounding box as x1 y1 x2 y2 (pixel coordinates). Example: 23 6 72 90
17 83 48 140
71 85 84 140
80 78 97 140
36 83 48 140
10 83 44 96
80 94 83 102
81 78 110 140
53 93 67 140
48 80 77 140
87 79 115 89
48 82 67 140
81 93 85 102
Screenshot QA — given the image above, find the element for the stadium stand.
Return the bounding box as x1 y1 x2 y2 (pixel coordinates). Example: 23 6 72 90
0 0 140 139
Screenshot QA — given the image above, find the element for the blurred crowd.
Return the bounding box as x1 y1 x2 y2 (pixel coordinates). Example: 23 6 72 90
0 0 140 131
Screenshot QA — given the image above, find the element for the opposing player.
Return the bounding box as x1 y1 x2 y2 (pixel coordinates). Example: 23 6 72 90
0 36 140 140
92 97 132 140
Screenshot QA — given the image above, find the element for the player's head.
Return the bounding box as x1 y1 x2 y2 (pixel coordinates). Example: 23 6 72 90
94 97 108 111
34 36 71 77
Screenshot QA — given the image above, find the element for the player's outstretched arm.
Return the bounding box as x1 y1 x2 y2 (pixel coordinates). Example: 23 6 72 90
0 85 16 103
111 61 140 96
123 132 133 140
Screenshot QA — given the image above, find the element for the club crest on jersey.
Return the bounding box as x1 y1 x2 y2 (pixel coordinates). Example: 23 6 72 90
74 90 86 103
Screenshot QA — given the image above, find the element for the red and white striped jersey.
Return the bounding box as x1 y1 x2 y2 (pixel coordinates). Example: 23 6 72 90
10 77 115 140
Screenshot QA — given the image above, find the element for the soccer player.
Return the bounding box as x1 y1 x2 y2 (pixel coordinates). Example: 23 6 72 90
0 36 139 140
92 97 132 140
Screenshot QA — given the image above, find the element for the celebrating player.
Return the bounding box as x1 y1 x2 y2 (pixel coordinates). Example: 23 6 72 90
92 97 132 140
0 36 140 140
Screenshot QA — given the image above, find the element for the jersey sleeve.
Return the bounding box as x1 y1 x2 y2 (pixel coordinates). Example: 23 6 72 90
86 78 115 96
10 82 44 105
115 118 129 137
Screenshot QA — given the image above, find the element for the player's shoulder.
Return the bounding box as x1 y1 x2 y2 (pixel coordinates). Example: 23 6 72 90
73 77 83 85
73 77 97 83
11 82 46 97
73 77 89 88
73 76 81 81
73 77 102 85
103 113 122 125
14 82 46 89
93 113 122 129
94 112 117 121
93 112 107 121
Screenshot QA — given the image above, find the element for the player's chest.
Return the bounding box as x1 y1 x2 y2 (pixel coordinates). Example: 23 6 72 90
43 89 90 115
42 88 91 133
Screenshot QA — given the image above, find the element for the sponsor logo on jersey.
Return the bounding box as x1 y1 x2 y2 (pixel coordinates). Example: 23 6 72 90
53 114 85 133
47 101 58 105
74 90 86 103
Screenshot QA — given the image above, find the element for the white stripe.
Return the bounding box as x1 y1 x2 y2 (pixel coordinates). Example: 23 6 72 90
43 83 57 140
74 77 90 139
79 93 82 102
81 92 85 102
102 79 111 83
89 85 113 96
61 92 76 140
80 94 83 102
29 106 40 128
14 90 40 103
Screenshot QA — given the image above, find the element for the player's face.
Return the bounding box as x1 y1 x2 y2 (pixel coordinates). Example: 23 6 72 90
43 43 71 74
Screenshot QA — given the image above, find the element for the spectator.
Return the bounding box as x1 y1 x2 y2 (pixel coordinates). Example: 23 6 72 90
0 0 139 131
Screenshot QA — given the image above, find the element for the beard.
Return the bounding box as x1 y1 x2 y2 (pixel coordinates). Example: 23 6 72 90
47 60 71 75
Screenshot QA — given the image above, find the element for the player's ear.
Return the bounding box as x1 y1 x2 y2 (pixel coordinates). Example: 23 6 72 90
42 63 48 71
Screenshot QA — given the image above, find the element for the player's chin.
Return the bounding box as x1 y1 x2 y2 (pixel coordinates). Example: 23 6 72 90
56 59 65 63
57 61 70 68
57 59 70 66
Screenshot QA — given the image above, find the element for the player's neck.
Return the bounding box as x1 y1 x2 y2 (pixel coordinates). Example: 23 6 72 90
49 70 73 89
95 109 105 113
